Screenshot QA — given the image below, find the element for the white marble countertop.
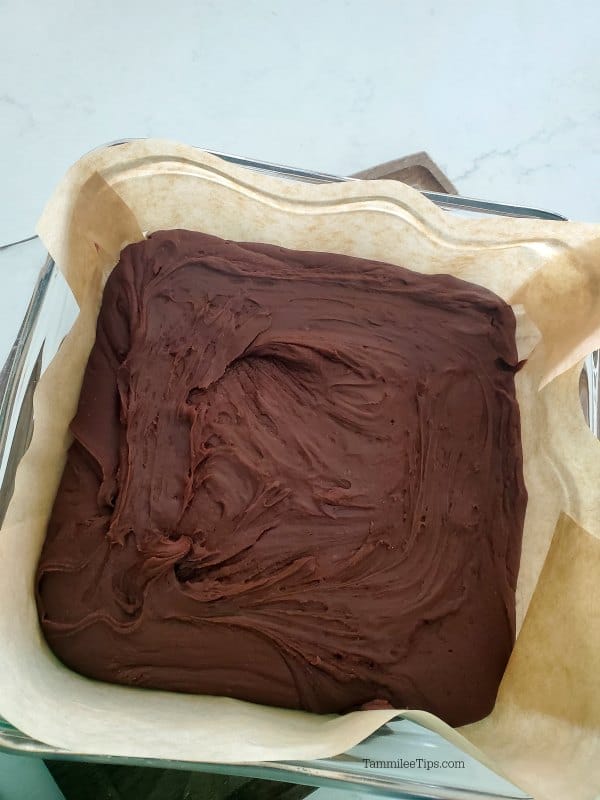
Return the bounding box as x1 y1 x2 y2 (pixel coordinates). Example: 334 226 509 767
4 0 600 366
2 0 600 249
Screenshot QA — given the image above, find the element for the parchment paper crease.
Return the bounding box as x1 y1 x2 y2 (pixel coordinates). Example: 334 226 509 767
1 140 599 799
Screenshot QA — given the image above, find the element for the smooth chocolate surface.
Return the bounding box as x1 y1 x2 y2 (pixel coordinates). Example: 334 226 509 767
37 230 526 726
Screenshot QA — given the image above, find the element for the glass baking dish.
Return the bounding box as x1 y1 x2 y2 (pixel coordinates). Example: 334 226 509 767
1 145 597 800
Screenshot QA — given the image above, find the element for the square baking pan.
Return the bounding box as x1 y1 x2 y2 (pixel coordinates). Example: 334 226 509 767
0 144 597 799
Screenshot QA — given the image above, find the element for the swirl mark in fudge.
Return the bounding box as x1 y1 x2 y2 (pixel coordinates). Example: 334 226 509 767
37 230 526 726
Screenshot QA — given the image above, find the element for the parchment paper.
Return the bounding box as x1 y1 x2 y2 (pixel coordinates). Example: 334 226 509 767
1 140 599 798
